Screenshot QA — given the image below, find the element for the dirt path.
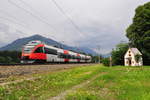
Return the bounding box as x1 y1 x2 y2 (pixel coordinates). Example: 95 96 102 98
48 73 104 100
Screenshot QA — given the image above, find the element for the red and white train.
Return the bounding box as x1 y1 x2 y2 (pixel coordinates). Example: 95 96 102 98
21 40 91 63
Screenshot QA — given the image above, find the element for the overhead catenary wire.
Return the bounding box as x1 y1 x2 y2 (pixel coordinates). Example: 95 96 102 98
19 0 74 43
0 9 28 27
19 0 80 44
0 16 34 33
19 0 85 41
6 0 85 45
50 0 84 37
7 0 58 39
19 0 54 28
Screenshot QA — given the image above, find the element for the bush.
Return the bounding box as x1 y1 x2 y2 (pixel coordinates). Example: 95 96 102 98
101 58 110 66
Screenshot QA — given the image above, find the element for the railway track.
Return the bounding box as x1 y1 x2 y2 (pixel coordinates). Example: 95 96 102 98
0 63 40 66
0 63 95 78
0 63 93 66
0 63 56 66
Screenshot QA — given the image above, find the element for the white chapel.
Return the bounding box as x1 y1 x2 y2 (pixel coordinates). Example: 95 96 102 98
124 48 143 66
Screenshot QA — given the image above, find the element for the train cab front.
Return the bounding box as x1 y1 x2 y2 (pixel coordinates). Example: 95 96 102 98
21 45 36 63
21 40 45 63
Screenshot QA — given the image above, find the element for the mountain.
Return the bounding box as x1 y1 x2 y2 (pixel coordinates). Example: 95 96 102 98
0 34 96 55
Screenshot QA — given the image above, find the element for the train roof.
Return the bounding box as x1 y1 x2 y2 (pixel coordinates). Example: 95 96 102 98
25 40 90 56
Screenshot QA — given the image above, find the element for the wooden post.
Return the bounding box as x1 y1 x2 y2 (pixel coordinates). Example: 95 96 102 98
109 56 112 67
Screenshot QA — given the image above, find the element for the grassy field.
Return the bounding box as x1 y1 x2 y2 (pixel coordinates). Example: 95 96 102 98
0 65 150 100
65 66 150 100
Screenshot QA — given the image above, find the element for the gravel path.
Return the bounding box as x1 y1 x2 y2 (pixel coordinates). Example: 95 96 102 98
0 64 93 78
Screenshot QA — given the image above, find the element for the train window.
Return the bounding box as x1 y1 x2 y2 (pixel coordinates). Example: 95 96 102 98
70 55 74 59
61 54 64 58
44 47 57 55
63 54 68 58
34 47 43 53
57 53 61 58
58 53 64 58
72 55 76 59
77 56 81 60
85 57 87 60
24 49 31 53
58 53 72 59
68 55 71 59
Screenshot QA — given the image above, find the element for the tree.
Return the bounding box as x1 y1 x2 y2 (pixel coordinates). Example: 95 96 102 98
91 56 99 63
5 56 13 64
0 51 21 63
0 56 6 63
126 2 150 65
101 58 110 66
111 43 128 65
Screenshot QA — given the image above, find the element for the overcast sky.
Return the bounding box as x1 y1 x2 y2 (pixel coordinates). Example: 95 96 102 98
0 0 148 54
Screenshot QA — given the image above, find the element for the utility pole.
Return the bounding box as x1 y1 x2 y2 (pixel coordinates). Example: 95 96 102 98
97 45 101 64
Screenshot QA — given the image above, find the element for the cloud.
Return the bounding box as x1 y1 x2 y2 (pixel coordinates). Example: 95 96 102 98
75 24 128 54
0 0 148 54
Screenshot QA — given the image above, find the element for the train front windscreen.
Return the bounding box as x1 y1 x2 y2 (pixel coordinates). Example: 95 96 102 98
23 45 35 54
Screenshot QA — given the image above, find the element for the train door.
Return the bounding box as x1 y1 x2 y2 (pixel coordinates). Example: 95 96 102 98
44 47 57 62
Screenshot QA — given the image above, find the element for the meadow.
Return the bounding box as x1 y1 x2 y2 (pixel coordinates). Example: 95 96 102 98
65 66 150 100
0 64 150 100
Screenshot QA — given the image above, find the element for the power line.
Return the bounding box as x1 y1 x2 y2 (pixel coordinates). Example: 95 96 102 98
19 0 53 27
50 0 84 36
0 15 58 41
7 0 58 37
18 0 74 42
19 0 82 42
0 16 34 33
0 9 28 27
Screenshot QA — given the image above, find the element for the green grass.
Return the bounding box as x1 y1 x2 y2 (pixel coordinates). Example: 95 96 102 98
0 64 101 100
65 66 150 100
1 65 150 100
